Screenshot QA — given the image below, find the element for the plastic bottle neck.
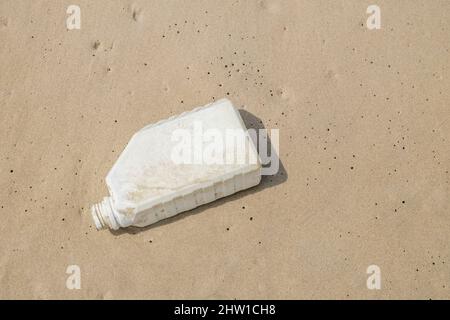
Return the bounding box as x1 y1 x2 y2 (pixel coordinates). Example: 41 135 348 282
91 197 120 230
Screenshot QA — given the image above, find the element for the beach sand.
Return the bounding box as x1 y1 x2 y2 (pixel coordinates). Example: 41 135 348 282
0 0 449 299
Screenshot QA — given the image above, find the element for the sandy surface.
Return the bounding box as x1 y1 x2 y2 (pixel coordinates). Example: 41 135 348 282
0 0 449 299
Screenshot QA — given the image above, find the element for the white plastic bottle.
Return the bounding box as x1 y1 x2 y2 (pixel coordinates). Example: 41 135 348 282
91 99 261 230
